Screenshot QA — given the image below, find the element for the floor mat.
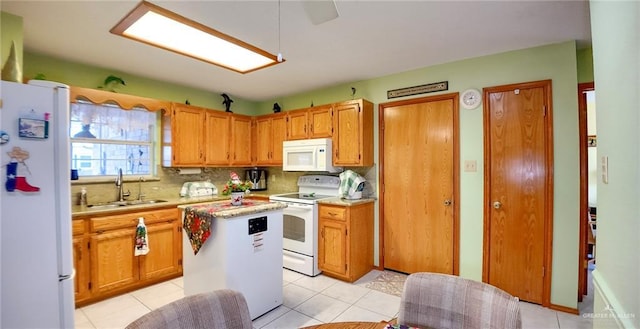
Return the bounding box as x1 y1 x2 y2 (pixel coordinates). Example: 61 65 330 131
365 271 408 297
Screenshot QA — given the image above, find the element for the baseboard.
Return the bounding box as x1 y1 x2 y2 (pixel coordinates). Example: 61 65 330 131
591 269 636 328
549 303 579 315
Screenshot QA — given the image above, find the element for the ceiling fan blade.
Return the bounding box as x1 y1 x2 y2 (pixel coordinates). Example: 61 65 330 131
302 0 339 25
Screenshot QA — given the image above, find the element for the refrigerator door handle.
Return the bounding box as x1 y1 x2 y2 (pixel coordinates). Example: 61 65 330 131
58 268 76 282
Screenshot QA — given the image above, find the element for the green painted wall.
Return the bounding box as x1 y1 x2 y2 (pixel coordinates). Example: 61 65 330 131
22 52 258 116
577 47 594 83
258 41 582 309
1 11 23 79
590 1 640 327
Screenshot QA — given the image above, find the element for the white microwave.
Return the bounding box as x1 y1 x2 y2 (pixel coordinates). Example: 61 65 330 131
282 138 341 173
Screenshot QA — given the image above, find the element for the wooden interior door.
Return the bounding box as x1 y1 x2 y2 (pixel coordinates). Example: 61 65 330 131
380 94 458 274
483 80 552 305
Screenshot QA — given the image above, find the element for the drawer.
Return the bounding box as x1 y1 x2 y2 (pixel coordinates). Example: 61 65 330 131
90 209 177 233
72 220 86 235
319 205 346 221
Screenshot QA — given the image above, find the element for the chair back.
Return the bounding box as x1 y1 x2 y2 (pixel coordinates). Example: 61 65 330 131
125 289 253 329
398 272 521 329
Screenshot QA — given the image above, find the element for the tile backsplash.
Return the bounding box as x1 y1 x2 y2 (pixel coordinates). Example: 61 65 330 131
71 166 376 206
70 166 301 206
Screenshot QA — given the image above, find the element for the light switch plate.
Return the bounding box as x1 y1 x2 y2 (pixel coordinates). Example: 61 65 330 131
464 160 477 172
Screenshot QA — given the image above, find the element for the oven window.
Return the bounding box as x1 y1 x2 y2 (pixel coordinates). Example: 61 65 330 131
283 214 306 242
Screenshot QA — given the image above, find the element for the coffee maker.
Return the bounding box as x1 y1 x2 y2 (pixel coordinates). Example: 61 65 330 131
246 168 267 191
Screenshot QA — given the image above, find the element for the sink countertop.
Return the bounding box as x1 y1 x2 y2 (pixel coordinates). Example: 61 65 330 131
72 192 284 218
72 196 227 217
317 197 376 206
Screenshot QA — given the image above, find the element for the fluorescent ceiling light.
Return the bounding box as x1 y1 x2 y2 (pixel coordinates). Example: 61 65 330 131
111 1 282 74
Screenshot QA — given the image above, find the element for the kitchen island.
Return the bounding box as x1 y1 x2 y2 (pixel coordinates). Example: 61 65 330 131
180 200 286 320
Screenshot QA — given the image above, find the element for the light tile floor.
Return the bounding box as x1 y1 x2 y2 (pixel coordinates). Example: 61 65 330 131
75 269 594 329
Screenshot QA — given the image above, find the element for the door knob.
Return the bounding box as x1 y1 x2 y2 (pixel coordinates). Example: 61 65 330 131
493 201 502 209
444 199 452 206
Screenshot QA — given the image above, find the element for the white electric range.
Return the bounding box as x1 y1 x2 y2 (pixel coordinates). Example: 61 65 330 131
269 175 340 276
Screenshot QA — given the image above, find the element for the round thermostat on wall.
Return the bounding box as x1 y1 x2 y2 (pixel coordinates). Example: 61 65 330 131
460 88 482 110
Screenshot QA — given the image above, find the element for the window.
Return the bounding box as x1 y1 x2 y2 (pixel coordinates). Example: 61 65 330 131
70 102 157 177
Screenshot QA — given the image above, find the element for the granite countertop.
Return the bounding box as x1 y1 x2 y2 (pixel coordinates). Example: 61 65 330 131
317 197 376 206
179 200 287 219
71 192 371 217
73 194 274 216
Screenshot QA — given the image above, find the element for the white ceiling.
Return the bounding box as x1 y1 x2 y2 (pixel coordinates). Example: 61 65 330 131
2 0 592 102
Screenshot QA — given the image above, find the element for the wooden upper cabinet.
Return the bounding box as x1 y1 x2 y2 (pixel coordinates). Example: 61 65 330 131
271 114 287 164
255 116 272 164
287 105 333 140
333 99 374 166
171 104 205 166
287 109 309 140
163 103 239 167
204 111 231 165
255 113 287 166
161 97 372 168
308 105 333 138
230 114 253 166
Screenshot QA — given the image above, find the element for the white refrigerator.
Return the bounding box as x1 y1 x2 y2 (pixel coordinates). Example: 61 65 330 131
0 80 75 328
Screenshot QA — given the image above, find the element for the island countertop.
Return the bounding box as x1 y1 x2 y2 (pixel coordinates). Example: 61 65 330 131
179 200 287 219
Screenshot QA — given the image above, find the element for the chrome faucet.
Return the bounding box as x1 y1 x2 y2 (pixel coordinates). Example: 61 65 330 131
137 176 145 201
115 168 130 202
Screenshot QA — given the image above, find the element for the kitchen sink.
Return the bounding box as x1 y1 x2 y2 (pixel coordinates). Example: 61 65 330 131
86 203 122 210
123 199 168 206
87 199 168 209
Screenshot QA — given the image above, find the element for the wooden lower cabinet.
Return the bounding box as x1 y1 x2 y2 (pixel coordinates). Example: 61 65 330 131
73 220 91 304
73 207 183 306
90 229 139 294
318 202 374 282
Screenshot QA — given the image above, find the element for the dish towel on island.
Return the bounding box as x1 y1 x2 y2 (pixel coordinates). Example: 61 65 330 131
134 217 149 256
339 170 365 198
182 206 213 255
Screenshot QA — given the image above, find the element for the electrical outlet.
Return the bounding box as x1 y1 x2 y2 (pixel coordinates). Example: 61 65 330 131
464 160 477 172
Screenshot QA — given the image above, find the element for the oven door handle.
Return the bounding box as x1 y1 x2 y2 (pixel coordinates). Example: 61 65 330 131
284 203 314 210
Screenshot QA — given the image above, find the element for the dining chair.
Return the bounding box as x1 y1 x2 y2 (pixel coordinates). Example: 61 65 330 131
125 289 253 329
398 272 522 329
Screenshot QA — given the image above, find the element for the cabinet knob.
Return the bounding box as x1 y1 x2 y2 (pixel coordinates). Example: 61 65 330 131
493 201 502 209
443 199 452 206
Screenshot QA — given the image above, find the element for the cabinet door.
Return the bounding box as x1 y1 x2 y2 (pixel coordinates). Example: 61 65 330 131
309 105 333 138
318 220 348 276
172 105 205 166
140 221 182 281
230 114 253 166
287 109 309 140
333 102 361 165
90 229 139 295
270 114 287 164
255 117 272 164
73 235 91 303
204 111 230 165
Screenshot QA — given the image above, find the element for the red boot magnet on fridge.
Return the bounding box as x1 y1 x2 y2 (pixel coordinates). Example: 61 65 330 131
5 147 39 192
